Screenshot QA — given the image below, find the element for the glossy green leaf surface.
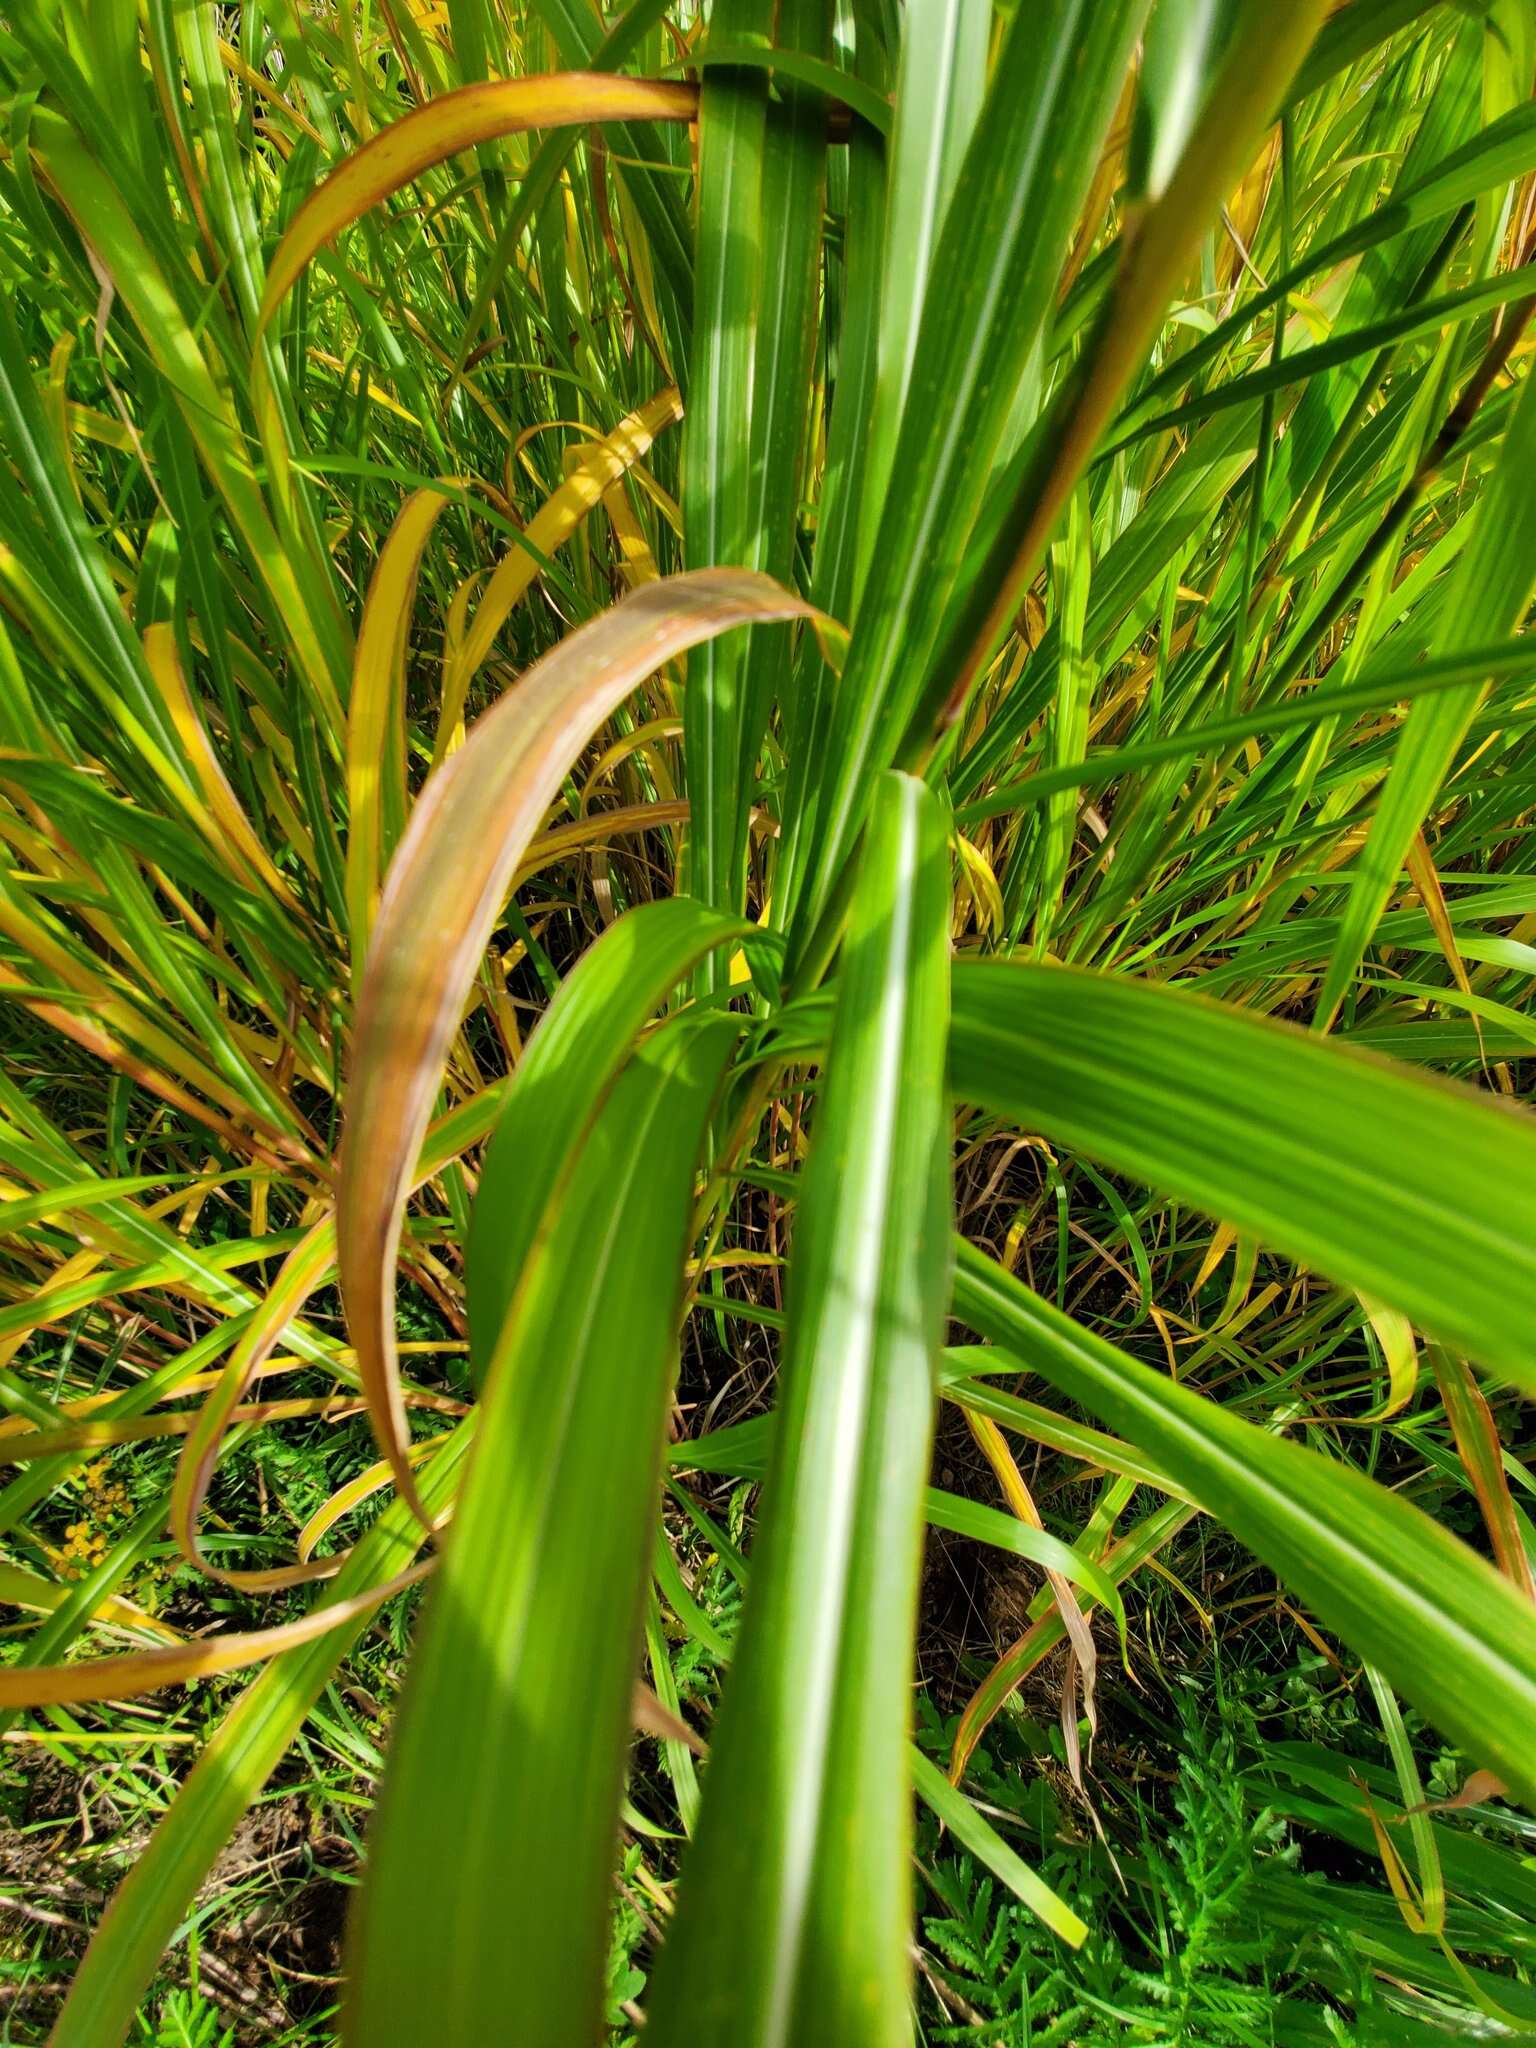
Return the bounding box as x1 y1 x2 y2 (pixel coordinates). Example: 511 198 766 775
346 1015 735 2044
951 959 1536 1389
647 773 953 2046
782 0 1150 957
467 896 751 1382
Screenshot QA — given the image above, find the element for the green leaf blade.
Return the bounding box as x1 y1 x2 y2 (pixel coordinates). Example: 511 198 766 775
952 1242 1536 1810
647 771 953 2047
344 1016 736 2047
951 959 1536 1391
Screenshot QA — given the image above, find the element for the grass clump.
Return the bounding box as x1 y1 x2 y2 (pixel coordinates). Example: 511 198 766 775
2 0 1536 2042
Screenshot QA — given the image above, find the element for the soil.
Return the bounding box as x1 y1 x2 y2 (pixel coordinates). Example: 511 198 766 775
0 1753 352 2039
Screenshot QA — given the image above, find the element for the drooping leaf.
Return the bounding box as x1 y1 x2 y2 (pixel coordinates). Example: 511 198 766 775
338 570 818 1519
950 959 1536 1390
952 1241 1536 1810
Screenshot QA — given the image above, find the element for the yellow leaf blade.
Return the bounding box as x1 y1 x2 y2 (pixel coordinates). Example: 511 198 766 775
338 569 820 1519
257 76 699 333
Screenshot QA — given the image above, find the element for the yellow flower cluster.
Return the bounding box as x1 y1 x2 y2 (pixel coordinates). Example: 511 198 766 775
82 1460 131 1516
52 1460 132 1579
57 1520 109 1577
